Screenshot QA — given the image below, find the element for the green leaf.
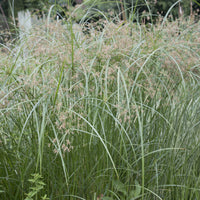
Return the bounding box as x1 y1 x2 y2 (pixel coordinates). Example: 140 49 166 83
42 194 49 200
27 190 38 197
129 180 141 198
112 180 127 196
37 181 46 186
24 197 33 200
102 197 113 200
192 0 200 6
28 178 35 183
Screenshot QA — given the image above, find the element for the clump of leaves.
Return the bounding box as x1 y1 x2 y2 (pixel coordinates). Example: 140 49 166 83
25 173 49 200
102 179 141 200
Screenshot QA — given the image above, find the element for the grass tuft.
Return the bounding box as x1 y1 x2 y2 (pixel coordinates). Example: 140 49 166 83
1 12 200 200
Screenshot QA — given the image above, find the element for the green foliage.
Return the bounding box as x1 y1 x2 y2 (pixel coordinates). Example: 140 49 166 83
24 0 50 10
25 174 49 200
1 9 200 200
102 179 141 199
1 0 200 22
73 0 200 22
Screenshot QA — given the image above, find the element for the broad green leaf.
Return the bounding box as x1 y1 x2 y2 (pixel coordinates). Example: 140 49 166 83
113 179 127 196
129 180 141 198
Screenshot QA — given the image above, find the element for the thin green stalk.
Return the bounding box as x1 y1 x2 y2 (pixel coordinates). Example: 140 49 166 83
53 62 65 106
134 94 145 200
70 21 75 77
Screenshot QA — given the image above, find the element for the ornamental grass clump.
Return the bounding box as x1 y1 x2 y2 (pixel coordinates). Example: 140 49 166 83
0 14 200 200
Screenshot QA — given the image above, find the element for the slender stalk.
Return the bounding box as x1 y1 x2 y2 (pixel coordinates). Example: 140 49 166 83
119 0 126 21
53 62 65 106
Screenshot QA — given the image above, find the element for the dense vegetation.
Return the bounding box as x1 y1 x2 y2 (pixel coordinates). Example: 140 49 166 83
1 1 200 200
1 0 200 19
